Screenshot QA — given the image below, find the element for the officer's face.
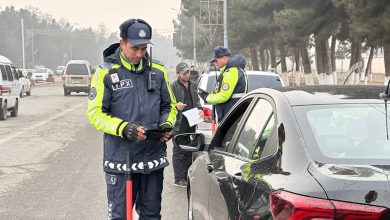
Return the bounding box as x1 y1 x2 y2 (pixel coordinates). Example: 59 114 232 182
215 56 228 68
120 39 147 64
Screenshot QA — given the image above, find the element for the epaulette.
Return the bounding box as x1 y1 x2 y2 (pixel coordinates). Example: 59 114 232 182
99 62 113 69
151 59 164 66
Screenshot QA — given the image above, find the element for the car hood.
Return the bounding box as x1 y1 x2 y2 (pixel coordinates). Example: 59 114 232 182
309 162 390 208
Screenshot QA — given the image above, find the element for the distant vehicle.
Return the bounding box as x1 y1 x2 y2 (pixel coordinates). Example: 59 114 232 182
174 85 390 220
33 67 53 82
0 55 20 120
17 69 32 97
55 66 65 75
63 60 95 96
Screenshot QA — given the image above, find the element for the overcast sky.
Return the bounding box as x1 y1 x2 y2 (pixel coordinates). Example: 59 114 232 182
0 0 181 36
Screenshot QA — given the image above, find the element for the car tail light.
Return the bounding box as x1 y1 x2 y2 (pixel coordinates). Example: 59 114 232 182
270 190 389 220
62 75 66 81
0 85 3 96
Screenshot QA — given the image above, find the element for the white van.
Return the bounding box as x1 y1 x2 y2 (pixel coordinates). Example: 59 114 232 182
0 55 20 120
63 60 95 96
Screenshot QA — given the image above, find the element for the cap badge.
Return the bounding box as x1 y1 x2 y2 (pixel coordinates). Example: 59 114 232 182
138 29 146 38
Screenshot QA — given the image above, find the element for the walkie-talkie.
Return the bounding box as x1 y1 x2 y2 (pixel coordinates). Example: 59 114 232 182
147 46 155 92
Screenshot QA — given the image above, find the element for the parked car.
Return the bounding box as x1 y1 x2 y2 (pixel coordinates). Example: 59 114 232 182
32 67 53 82
62 60 95 96
0 55 20 120
197 70 285 142
174 85 390 220
55 65 65 75
17 68 32 97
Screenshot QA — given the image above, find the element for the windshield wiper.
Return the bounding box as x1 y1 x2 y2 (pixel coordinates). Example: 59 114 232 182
379 80 390 140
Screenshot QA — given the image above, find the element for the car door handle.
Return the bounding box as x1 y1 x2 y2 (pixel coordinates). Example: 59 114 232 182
207 163 214 173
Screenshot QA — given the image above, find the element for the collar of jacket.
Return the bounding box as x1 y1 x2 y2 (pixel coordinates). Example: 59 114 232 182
219 65 227 72
119 51 148 74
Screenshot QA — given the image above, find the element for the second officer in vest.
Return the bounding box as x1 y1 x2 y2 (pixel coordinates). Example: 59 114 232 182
198 46 248 122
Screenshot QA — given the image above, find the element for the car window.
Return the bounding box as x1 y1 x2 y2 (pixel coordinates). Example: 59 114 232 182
5 65 13 81
65 64 89 75
0 65 7 81
11 67 19 80
252 115 276 160
233 99 273 158
247 75 283 91
215 98 253 152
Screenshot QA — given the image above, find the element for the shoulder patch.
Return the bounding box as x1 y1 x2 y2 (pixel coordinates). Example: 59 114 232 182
88 87 97 100
99 62 112 69
151 59 164 66
222 83 230 91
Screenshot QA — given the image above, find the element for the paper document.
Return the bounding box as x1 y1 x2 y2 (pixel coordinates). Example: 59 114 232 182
182 108 204 127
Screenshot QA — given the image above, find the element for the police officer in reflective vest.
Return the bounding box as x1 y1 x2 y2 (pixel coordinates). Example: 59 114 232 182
87 18 177 220
198 46 248 122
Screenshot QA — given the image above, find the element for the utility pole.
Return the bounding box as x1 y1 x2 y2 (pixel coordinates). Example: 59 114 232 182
223 0 228 48
21 18 25 69
193 16 196 66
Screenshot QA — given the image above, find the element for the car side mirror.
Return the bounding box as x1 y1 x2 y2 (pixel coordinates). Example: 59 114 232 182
173 133 205 152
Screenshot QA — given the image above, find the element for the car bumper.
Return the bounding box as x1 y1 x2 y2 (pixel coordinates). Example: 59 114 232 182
63 84 90 92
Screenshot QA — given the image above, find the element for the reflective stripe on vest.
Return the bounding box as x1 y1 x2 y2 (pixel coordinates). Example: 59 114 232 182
231 93 246 99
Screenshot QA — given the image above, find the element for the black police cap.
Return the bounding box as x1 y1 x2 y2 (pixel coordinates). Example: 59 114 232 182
209 46 231 63
119 18 152 45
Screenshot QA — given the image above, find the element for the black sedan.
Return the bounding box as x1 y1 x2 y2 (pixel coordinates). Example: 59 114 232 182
173 85 390 220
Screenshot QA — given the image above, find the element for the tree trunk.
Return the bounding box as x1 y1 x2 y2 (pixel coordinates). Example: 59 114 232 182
330 36 336 72
315 36 325 84
259 44 266 71
365 47 374 85
270 42 277 69
384 45 390 84
266 49 270 69
279 46 288 86
250 43 260 71
323 38 333 84
295 46 300 72
349 40 364 84
331 36 337 84
300 40 313 85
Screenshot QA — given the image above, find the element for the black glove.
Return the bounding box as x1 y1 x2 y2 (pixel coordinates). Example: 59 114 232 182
122 122 139 141
198 91 209 102
159 123 173 133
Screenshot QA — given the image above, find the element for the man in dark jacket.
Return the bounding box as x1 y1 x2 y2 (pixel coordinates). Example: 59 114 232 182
198 46 248 123
87 18 177 220
170 62 203 187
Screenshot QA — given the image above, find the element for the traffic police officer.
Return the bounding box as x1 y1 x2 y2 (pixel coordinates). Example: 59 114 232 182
199 46 248 122
87 18 177 220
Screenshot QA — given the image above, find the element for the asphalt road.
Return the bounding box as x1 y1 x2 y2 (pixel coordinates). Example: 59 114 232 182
0 83 187 219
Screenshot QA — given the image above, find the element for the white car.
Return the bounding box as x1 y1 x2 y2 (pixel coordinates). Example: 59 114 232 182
197 70 285 142
17 69 32 97
0 55 20 120
33 67 53 82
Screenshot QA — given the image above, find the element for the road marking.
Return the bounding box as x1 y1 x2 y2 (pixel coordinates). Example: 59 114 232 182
0 102 85 145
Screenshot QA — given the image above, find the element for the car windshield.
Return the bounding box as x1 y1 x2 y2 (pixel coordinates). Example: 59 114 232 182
35 68 47 73
65 64 88 75
296 104 390 162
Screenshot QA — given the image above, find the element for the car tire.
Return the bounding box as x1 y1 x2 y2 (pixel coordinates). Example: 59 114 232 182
64 89 67 96
20 87 24 98
0 102 7 120
26 87 31 96
67 90 71 96
188 186 194 220
10 100 18 117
